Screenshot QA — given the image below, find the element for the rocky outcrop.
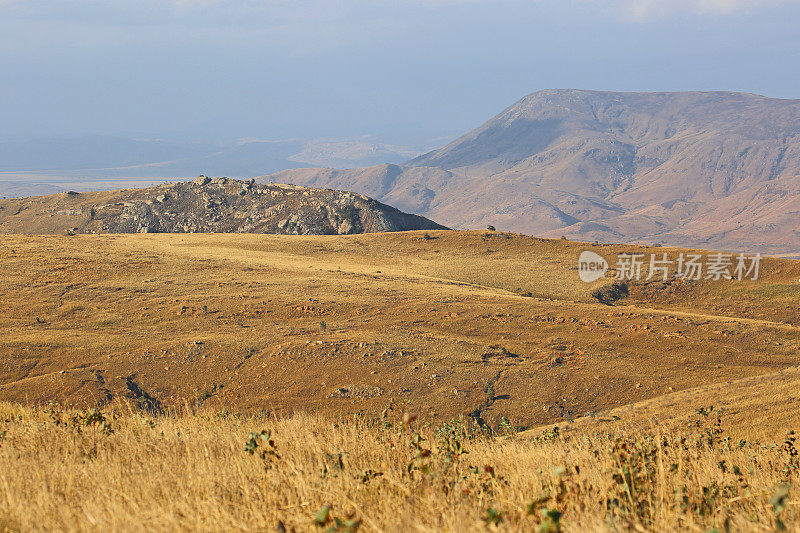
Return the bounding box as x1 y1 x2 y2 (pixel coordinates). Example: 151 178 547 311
0 177 447 235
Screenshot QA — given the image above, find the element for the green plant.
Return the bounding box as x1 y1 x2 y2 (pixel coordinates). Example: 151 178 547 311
782 431 799 477
436 420 469 471
533 425 560 443
320 452 346 478
527 466 569 532
608 437 660 525
498 417 515 436
357 469 382 484
407 433 432 477
71 408 114 435
483 507 503 526
244 430 281 469
538 507 563 533
770 485 791 531
313 505 360 532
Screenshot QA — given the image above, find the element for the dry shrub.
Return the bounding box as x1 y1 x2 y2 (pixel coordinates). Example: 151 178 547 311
592 281 629 305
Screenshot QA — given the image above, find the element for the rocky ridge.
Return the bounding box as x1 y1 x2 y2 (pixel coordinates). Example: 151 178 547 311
0 177 447 235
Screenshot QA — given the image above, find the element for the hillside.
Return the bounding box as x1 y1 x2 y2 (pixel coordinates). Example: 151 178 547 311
0 177 446 235
263 90 800 254
520 364 800 442
4 230 800 531
1 231 799 431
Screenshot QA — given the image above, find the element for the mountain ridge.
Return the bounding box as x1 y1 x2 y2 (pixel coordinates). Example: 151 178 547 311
262 89 800 253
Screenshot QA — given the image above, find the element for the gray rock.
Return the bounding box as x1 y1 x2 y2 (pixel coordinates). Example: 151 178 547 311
10 177 447 235
337 220 353 234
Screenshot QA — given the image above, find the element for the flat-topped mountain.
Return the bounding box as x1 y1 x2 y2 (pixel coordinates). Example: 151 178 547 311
0 177 446 235
263 90 800 253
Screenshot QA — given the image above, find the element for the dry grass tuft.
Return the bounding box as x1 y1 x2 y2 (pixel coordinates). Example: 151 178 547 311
0 402 797 532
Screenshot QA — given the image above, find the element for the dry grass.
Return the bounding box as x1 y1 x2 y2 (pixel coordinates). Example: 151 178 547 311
521 365 800 443
1 232 799 431
0 401 798 532
2 231 800 531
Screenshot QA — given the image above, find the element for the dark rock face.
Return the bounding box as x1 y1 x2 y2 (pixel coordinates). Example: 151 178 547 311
0 177 448 235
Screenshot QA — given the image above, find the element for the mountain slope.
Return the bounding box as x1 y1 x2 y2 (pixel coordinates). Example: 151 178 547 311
0 177 446 235
262 90 800 253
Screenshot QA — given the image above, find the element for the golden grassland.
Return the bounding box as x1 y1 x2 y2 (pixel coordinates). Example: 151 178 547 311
1 230 800 531
1 231 799 431
521 364 800 442
0 401 798 532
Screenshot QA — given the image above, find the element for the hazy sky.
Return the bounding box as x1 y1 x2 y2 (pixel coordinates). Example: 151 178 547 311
2 0 800 144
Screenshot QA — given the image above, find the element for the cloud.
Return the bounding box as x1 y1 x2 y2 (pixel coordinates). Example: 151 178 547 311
2 0 798 23
617 0 800 20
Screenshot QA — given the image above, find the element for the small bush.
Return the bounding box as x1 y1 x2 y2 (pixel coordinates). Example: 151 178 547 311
591 281 629 305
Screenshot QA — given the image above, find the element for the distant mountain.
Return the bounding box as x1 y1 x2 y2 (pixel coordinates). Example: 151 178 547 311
0 135 212 172
0 136 425 199
0 180 64 199
0 177 446 235
263 90 800 253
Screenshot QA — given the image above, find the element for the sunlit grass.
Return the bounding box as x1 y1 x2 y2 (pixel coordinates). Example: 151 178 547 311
0 402 797 532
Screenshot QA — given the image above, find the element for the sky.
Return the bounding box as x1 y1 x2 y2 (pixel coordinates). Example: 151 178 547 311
2 0 800 145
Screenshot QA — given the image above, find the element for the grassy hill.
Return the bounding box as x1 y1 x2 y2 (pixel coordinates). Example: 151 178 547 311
1 230 798 432
2 230 800 531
